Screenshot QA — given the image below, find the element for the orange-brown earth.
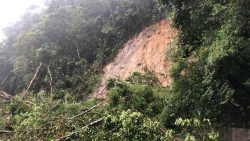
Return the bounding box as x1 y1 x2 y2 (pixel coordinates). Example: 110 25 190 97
92 20 178 99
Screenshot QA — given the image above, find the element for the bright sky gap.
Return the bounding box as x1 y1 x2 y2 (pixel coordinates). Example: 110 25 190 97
0 0 44 41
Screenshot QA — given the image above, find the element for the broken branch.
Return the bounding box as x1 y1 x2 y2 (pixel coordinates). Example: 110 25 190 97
81 118 103 129
22 62 43 100
57 118 104 141
0 130 14 134
67 103 103 120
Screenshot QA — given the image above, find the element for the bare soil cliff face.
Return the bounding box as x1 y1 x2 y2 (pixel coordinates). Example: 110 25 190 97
92 20 178 99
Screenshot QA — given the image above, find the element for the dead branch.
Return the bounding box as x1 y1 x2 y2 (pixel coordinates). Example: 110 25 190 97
0 91 13 101
0 130 14 134
47 63 53 96
22 62 43 100
67 103 103 120
81 118 103 129
56 132 75 141
1 67 25 86
1 71 11 85
57 118 104 141
73 40 81 59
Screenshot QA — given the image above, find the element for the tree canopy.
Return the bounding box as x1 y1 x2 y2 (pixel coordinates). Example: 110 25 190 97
0 0 249 140
0 0 164 99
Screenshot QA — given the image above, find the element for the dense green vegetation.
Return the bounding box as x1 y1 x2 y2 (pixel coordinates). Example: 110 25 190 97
0 0 249 140
165 0 250 128
0 73 219 140
0 0 164 99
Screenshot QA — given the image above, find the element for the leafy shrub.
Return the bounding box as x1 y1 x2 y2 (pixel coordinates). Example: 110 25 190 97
108 79 164 117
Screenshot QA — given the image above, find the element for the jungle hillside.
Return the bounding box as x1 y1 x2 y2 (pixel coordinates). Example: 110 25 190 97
0 0 249 140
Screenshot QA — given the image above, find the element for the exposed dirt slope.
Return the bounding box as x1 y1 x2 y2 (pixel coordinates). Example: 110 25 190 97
92 20 178 99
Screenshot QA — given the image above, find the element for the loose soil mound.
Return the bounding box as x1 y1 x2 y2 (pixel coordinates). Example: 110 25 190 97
92 20 178 99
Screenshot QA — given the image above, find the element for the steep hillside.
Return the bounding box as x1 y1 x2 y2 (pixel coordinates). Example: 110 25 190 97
93 20 178 99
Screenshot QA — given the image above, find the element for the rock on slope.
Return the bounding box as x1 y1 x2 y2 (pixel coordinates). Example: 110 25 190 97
92 20 178 99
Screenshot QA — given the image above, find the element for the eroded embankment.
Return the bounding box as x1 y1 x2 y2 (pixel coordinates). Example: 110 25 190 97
92 20 178 99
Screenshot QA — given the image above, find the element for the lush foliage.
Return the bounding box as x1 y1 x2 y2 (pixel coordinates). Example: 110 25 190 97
0 0 164 99
1 0 249 140
0 74 219 140
162 0 250 127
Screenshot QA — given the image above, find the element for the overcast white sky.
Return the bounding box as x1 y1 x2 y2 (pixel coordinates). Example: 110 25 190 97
0 0 44 41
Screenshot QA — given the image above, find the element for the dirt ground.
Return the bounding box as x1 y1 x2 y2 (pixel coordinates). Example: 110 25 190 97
92 20 178 99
